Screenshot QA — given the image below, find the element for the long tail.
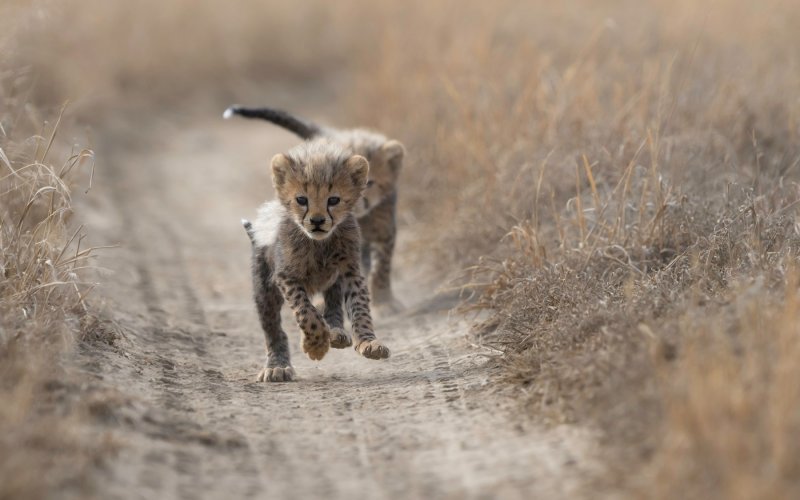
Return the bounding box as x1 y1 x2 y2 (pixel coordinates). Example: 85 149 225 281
223 106 321 140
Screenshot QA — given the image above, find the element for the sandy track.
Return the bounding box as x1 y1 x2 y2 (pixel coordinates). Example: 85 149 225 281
77 110 594 499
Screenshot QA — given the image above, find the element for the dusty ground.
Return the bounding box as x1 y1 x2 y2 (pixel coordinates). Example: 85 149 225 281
74 103 596 499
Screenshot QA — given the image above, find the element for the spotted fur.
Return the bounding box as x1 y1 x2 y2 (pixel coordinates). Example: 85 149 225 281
244 138 390 382
226 106 405 315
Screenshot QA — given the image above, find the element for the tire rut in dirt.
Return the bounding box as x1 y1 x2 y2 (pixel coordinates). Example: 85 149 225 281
99 150 268 498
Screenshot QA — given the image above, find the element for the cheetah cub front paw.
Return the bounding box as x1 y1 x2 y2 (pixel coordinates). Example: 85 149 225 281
302 328 330 360
355 339 391 360
329 327 352 349
257 365 295 382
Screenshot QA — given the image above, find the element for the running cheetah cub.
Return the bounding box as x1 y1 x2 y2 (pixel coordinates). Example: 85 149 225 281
243 139 390 382
225 106 405 315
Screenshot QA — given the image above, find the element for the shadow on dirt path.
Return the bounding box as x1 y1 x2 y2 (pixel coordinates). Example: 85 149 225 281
77 105 596 499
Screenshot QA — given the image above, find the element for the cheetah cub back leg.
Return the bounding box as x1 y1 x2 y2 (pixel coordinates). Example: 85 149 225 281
366 239 405 317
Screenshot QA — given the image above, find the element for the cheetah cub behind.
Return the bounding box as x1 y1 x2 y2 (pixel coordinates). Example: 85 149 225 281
243 139 390 382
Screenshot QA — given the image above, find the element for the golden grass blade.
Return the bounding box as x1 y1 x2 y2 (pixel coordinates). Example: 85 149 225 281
582 154 600 213
39 102 67 164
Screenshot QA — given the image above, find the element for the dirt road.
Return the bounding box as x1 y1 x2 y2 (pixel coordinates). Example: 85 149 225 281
77 106 595 499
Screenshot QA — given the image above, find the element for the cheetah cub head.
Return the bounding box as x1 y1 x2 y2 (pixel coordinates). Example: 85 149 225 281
354 140 404 218
272 139 369 240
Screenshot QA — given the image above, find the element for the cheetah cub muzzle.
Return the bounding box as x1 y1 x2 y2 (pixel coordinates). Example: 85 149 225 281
243 139 390 382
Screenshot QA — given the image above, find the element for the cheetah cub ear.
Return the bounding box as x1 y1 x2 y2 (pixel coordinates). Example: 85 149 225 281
271 153 294 189
381 140 405 177
344 155 370 190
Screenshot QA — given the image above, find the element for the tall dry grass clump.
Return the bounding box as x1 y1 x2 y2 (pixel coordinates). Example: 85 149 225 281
0 103 96 343
647 280 800 500
0 89 101 500
0 6 105 497
338 0 800 496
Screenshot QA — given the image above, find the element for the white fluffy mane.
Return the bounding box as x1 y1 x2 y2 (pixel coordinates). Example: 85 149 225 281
251 200 286 247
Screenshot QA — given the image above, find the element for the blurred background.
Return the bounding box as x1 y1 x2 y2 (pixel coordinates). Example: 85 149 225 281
8 0 798 264
6 0 799 244
3 0 800 498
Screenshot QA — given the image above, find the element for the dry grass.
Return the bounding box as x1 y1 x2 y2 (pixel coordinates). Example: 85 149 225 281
337 0 800 496
0 6 109 497
645 281 800 500
0 105 102 499
7 0 800 497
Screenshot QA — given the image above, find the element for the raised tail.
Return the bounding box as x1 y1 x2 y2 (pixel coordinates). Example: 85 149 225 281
223 106 321 140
